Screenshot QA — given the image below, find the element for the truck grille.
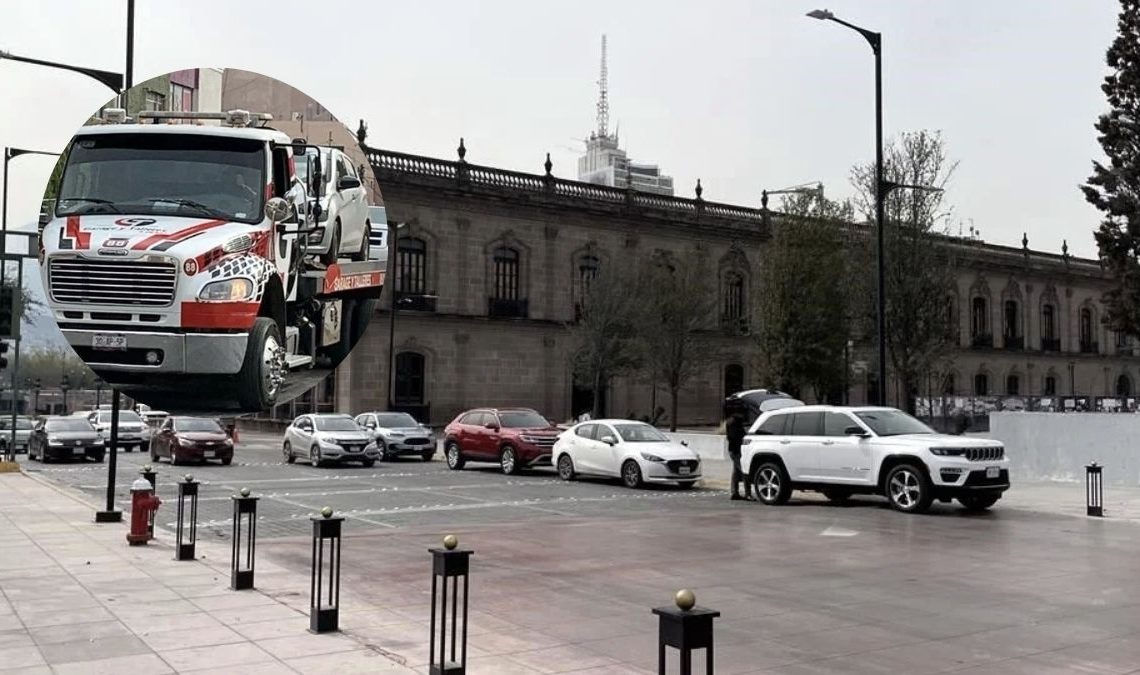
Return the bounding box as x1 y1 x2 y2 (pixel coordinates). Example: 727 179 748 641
965 447 1004 461
49 257 177 307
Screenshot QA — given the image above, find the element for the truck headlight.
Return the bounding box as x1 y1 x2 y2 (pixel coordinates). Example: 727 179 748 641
199 278 254 301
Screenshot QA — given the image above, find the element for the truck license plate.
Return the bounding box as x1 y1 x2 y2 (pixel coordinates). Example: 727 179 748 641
986 467 1000 479
678 467 691 475
93 333 127 350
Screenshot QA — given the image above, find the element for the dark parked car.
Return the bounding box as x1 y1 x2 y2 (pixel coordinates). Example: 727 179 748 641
28 417 106 463
443 408 560 475
150 416 234 465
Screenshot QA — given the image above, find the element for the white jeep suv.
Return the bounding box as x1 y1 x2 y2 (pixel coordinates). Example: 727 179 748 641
741 406 1010 513
294 147 371 266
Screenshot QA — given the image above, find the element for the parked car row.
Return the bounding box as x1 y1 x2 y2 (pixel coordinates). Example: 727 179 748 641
282 411 437 467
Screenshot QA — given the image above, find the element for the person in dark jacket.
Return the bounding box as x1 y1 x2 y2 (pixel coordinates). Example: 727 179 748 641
725 411 750 500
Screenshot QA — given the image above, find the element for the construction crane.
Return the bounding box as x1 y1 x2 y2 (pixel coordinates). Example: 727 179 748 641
596 34 610 139
761 181 825 210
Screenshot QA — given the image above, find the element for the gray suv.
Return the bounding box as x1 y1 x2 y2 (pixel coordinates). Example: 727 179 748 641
355 411 434 461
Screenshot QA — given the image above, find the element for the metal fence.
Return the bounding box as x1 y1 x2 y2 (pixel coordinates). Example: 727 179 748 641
916 395 1140 432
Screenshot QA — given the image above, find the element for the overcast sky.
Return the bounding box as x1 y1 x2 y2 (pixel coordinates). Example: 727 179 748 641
0 0 1120 258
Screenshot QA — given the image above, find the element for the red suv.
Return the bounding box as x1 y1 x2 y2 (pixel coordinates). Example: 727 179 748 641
443 408 560 474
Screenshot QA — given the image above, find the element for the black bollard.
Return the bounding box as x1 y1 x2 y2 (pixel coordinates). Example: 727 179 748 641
139 465 157 539
310 506 343 633
429 534 473 675
1086 462 1104 517
230 487 258 591
652 589 720 675
174 474 199 560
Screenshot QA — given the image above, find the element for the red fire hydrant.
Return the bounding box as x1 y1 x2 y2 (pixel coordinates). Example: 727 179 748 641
127 476 161 546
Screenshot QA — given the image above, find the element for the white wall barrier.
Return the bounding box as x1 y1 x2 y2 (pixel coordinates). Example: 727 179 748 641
989 412 1140 485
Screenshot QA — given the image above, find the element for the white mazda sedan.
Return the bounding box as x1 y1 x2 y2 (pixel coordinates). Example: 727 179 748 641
552 419 701 489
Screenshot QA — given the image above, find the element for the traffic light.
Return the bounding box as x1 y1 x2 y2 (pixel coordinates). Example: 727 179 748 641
0 340 9 371
0 285 13 338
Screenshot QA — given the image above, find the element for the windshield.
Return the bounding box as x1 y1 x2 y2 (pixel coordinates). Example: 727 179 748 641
613 423 669 443
57 133 266 223
97 411 142 424
174 418 223 433
315 416 361 432
854 410 935 437
46 419 93 432
375 413 418 428
498 411 550 428
0 418 33 430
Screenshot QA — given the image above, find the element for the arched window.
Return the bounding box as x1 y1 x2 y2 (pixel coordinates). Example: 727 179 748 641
578 255 599 299
396 238 427 295
1117 374 1132 398
942 373 956 396
1003 300 1019 339
1079 308 1095 352
492 247 521 301
973 373 988 396
971 297 988 337
394 352 425 405
722 272 745 329
1041 304 1056 347
724 364 744 400
1006 375 1020 396
1044 376 1057 396
945 297 957 342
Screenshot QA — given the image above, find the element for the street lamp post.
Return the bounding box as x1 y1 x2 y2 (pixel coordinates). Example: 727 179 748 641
60 375 70 416
385 223 409 411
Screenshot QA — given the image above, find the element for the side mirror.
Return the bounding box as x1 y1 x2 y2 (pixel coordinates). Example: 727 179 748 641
600 435 617 446
484 423 500 431
680 440 689 447
337 175 361 191
844 425 868 438
264 197 291 223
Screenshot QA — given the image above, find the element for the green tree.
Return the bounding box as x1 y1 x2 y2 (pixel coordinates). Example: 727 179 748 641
1084 0 1140 336
754 193 856 402
636 251 719 431
568 262 643 419
851 130 959 413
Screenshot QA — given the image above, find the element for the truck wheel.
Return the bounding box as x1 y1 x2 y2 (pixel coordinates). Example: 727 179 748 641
350 220 370 262
319 219 341 266
236 317 285 411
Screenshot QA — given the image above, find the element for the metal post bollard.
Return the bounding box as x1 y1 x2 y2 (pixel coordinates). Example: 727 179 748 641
175 474 199 560
230 487 258 591
652 590 720 675
429 534 472 675
139 465 157 539
310 506 343 633
1086 462 1104 517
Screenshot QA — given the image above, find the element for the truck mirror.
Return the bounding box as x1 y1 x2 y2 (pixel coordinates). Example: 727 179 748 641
264 197 290 223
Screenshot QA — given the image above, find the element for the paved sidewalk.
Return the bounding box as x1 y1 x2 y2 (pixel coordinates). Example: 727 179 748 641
0 472 417 674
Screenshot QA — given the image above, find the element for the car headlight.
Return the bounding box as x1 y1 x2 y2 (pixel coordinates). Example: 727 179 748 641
199 278 254 301
389 432 405 438
46 436 61 445
929 447 967 456
640 452 665 462
93 438 104 446
318 438 340 448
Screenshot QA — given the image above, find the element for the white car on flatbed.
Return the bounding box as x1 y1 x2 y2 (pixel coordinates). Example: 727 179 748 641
742 405 1010 513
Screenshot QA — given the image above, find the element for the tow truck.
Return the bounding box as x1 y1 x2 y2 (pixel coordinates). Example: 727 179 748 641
39 108 384 411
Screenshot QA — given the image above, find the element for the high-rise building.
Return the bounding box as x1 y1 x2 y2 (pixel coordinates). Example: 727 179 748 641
576 36 674 196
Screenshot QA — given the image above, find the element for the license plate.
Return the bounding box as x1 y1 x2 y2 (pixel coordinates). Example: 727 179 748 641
678 467 691 475
93 333 127 350
204 451 214 458
75 440 82 446
347 446 359 453
986 467 1000 479
73 447 86 455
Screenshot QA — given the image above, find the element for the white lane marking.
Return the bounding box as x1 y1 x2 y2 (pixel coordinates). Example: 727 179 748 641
820 525 859 537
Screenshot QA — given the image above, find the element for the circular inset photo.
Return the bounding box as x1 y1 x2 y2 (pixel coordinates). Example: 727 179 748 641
36 68 386 414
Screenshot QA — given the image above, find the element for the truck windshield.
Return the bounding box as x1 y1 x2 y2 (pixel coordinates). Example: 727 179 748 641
57 132 267 224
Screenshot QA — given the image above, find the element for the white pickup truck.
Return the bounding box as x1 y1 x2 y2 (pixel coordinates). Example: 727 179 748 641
40 109 384 411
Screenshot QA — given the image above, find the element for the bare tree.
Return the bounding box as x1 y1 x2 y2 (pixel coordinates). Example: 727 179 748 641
636 251 719 431
568 263 642 419
754 193 856 402
850 130 959 413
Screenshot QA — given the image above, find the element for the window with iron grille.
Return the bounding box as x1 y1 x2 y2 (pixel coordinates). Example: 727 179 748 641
493 247 520 301
1003 300 1019 339
1042 304 1056 340
971 297 988 336
723 273 745 325
397 238 427 295
578 255 599 300
1080 308 1094 344
394 352 425 405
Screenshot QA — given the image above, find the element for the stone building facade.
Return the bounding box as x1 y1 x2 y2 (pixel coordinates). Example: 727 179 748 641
330 143 1137 426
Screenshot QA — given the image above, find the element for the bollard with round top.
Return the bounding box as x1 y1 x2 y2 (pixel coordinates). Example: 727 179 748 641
310 506 343 632
230 486 259 591
429 534 473 675
652 589 720 675
174 474 199 560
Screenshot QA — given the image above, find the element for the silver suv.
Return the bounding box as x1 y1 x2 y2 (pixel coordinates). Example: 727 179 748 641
282 413 379 467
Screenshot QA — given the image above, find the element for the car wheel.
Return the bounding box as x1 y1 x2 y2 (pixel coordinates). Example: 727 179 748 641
221 457 233 466
556 454 576 481
40 450 51 464
822 489 852 505
885 464 934 514
149 446 158 462
350 220 370 262
310 445 322 467
283 441 296 464
421 449 434 462
958 495 1000 512
362 459 375 468
445 442 465 470
320 219 341 266
236 317 285 411
92 451 105 463
170 449 181 466
621 459 644 489
378 440 393 461
752 462 791 505
500 446 520 475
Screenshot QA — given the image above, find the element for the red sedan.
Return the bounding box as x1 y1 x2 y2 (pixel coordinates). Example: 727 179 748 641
150 416 234 466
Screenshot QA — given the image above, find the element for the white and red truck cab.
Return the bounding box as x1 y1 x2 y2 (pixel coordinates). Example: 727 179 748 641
40 108 384 411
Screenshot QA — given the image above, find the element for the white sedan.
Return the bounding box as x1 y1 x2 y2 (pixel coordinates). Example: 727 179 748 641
552 419 701 489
